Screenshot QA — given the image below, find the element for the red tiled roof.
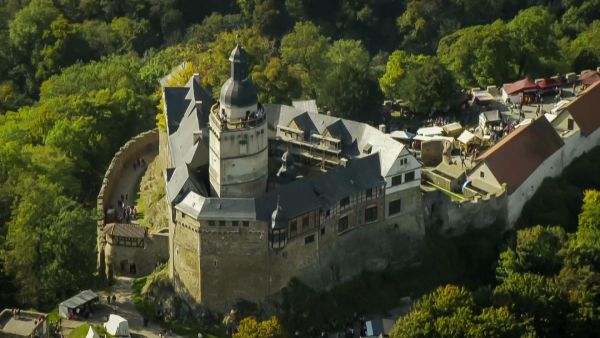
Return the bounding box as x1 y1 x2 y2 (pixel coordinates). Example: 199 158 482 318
562 81 600 136
537 78 561 89
476 117 564 194
503 78 538 95
580 71 600 86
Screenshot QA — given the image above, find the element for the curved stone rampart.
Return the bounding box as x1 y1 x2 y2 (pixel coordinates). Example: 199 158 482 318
97 128 159 278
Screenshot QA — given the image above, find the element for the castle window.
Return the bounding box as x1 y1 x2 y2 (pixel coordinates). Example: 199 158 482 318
304 234 315 245
389 199 402 215
392 175 402 186
271 228 287 249
302 216 309 228
219 221 226 226
243 221 249 227
480 171 485 178
290 220 298 236
338 216 349 233
366 188 373 199
208 220 215 226
340 197 350 208
404 171 415 182
232 221 239 227
365 205 378 223
321 227 326 235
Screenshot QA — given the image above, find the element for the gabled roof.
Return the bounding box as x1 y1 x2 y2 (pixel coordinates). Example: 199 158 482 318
476 116 564 194
580 71 600 86
164 87 189 135
292 100 318 114
103 223 146 239
481 110 501 123
562 81 600 136
537 78 561 89
290 112 318 135
503 78 538 95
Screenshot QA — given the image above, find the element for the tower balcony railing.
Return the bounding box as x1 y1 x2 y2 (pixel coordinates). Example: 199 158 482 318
210 102 266 131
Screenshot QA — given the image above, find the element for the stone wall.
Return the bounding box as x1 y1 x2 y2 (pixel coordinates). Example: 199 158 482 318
97 129 159 277
171 186 426 312
423 187 507 237
104 232 169 277
507 127 600 224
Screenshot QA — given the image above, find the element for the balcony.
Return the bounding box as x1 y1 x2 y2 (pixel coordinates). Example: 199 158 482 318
210 102 266 131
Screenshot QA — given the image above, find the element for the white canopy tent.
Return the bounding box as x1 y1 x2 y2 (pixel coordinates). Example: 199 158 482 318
104 314 130 338
86 326 99 338
389 130 415 141
457 130 477 145
416 126 443 136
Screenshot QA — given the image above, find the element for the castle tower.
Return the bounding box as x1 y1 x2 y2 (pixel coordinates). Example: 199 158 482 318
208 43 268 197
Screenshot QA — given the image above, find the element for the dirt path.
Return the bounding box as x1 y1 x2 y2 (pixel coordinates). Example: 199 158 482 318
92 276 184 338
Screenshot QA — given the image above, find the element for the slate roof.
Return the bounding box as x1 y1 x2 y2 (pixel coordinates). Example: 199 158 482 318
174 154 384 223
59 290 99 310
265 103 409 177
476 116 564 194
292 100 318 114
104 223 146 239
164 87 189 135
561 81 600 136
164 74 213 203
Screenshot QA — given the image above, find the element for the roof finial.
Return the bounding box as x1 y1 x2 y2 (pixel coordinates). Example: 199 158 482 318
236 33 241 46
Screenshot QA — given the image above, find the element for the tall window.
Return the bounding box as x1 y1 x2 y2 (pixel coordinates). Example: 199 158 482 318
404 171 415 182
290 220 298 236
389 199 401 215
366 188 373 199
392 175 402 186
271 229 287 249
340 197 350 208
338 215 349 233
365 205 378 223
302 216 310 228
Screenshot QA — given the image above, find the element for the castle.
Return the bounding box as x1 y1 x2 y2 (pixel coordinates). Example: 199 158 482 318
160 44 425 311
96 43 600 313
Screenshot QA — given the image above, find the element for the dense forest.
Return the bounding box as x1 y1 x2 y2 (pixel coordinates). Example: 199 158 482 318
0 0 599 333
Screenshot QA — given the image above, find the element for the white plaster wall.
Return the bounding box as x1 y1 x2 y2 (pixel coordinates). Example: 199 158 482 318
222 103 258 120
468 163 503 190
507 127 600 225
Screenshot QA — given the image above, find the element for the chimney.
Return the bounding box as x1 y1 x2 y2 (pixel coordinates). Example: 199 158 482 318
379 124 386 133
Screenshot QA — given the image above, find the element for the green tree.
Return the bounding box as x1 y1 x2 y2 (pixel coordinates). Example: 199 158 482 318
318 39 381 120
233 316 290 338
195 28 272 97
280 21 331 98
496 225 567 280
251 57 306 104
379 50 428 100
437 21 516 88
401 57 460 114
184 13 244 45
507 6 558 77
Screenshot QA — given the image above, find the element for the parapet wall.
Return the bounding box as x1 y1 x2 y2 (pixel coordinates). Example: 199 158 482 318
423 187 507 237
507 127 600 224
96 129 159 277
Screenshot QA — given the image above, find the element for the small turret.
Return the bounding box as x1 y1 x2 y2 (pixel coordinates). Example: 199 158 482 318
219 43 258 120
